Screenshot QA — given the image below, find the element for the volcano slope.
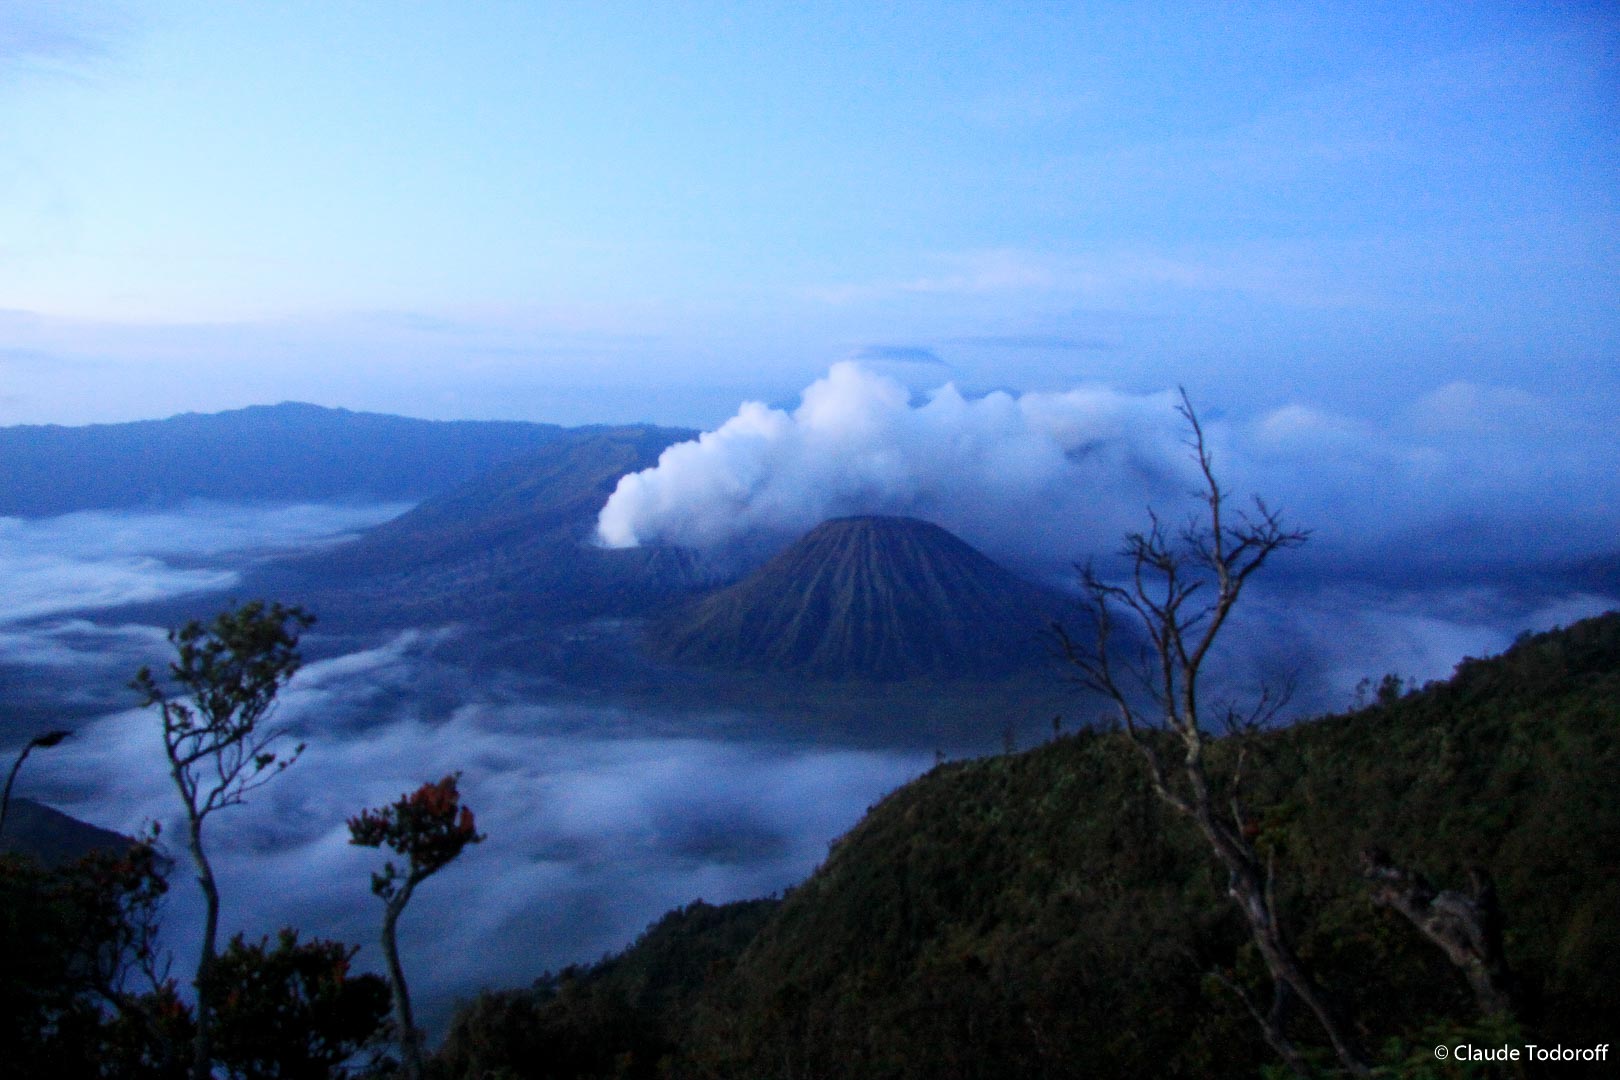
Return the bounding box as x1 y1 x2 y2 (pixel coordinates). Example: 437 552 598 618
246 423 705 629
656 515 1067 681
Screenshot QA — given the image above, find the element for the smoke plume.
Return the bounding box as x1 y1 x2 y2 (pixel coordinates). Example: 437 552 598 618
597 362 1195 578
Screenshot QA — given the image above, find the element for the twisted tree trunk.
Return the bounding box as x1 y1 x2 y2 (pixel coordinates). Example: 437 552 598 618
1361 849 1518 1018
382 878 425 1080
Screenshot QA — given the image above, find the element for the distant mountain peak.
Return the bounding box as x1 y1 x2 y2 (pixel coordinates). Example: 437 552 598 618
657 514 1062 680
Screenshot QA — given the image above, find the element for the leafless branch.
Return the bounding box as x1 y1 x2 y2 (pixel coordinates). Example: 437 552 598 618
1054 391 1364 1075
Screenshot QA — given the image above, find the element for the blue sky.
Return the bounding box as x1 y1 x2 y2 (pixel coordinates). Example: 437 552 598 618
0 1 1615 425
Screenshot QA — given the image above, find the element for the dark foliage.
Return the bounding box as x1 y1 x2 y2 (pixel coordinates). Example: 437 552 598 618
350 775 486 1079
132 600 314 831
436 613 1620 1079
0 840 191 1078
134 600 315 1080
433 899 779 1080
3 843 390 1079
205 929 392 1080
349 775 486 901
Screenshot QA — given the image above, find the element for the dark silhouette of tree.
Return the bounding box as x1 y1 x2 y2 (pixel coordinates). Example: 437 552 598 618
349 774 484 1079
1057 390 1370 1076
132 600 314 1080
54 832 173 1016
1 729 71 839
206 928 392 1079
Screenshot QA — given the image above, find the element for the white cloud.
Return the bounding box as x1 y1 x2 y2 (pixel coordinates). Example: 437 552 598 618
600 364 1620 583
597 362 1192 578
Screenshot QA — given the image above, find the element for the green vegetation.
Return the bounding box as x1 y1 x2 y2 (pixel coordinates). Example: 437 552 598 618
204 930 391 1080
0 838 393 1078
0 837 187 1077
1 600 403 1078
435 898 780 1080
1065 392 1357 1073
433 613 1620 1078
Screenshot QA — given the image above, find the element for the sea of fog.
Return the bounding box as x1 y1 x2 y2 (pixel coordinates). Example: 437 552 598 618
1 500 1613 1033
0 502 934 1032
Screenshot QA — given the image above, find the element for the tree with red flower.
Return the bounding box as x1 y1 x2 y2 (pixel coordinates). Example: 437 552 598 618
348 774 484 1079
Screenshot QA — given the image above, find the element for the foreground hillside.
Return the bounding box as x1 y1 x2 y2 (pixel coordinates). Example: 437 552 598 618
436 613 1620 1079
0 799 130 868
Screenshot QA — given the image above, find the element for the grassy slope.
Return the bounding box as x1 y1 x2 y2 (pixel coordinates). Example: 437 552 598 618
436 612 1620 1079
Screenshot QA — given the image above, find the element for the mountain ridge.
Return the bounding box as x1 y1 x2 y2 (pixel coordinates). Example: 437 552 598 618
246 423 705 628
0 798 132 868
0 402 576 516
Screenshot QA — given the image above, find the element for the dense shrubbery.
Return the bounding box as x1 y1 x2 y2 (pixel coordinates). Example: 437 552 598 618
0 840 189 1078
206 930 391 1079
433 898 779 1080
434 613 1620 1079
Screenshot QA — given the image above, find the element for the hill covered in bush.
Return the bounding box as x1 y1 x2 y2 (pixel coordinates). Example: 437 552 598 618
435 612 1620 1079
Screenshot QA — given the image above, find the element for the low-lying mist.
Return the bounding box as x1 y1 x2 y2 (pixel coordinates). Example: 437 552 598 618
0 501 410 624
26 651 931 1033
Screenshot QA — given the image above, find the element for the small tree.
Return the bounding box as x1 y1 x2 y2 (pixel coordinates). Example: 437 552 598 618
1058 391 1370 1076
349 774 484 1079
133 600 313 1080
54 831 173 1010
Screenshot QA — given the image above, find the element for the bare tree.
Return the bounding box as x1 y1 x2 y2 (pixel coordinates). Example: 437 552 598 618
349 774 485 1080
132 600 312 1080
1057 390 1369 1077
